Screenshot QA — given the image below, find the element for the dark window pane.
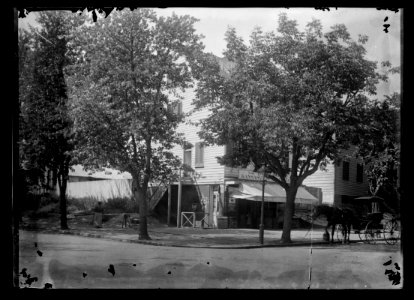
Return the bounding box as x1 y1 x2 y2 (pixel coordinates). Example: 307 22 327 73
184 150 191 167
342 161 350 181
168 101 182 116
356 163 363 183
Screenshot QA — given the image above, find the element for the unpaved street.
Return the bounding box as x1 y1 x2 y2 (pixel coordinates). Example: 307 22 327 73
18 231 402 289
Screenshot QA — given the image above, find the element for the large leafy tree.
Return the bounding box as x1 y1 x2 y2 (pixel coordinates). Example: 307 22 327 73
19 11 76 229
18 28 37 199
193 14 397 243
66 9 204 240
355 92 400 211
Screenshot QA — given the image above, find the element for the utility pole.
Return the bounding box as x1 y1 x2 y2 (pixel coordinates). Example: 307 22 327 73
177 168 182 228
167 184 171 226
259 165 265 244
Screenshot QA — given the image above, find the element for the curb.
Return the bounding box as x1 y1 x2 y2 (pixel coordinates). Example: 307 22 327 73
25 228 336 249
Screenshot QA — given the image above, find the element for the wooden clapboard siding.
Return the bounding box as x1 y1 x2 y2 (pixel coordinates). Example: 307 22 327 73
334 147 369 198
171 86 225 185
224 166 240 179
302 147 369 205
302 161 336 205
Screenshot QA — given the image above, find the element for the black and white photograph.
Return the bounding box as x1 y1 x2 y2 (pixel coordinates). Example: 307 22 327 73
14 7 402 289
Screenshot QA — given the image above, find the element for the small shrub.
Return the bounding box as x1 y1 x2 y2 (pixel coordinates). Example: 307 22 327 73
37 203 59 214
104 197 130 213
39 193 59 207
67 197 140 214
30 202 59 218
67 205 80 214
102 214 117 223
68 197 99 212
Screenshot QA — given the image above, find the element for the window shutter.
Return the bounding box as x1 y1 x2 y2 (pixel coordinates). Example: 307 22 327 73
195 142 204 168
178 101 182 115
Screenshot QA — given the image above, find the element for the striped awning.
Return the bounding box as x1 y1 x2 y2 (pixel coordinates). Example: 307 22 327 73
230 182 319 204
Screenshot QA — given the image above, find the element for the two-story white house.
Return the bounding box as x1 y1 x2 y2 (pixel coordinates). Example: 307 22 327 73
62 56 370 229
153 58 370 230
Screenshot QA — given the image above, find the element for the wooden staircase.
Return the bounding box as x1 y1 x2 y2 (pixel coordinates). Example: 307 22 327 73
148 184 168 212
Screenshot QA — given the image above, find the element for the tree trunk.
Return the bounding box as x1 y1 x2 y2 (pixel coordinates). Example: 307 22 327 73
13 173 21 286
132 177 151 240
58 181 68 230
281 187 298 243
58 161 69 230
138 188 151 240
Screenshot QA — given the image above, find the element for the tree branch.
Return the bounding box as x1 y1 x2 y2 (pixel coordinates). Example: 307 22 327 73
265 152 287 185
298 154 313 177
301 150 324 180
267 173 289 190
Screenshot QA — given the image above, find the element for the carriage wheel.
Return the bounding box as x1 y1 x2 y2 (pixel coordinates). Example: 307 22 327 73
335 224 345 243
365 221 381 244
383 220 400 245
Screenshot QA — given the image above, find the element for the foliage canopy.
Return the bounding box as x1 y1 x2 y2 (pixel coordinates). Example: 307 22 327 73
192 13 398 242
66 9 205 239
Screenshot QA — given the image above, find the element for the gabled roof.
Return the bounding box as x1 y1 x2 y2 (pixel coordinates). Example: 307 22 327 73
69 164 132 180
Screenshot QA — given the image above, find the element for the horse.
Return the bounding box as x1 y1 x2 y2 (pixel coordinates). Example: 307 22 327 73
311 205 355 244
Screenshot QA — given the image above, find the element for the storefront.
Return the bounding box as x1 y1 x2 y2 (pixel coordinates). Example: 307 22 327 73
223 171 319 229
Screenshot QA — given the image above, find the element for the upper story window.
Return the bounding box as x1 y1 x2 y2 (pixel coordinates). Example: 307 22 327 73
356 163 364 183
183 149 192 167
342 161 350 181
168 101 183 116
195 142 204 168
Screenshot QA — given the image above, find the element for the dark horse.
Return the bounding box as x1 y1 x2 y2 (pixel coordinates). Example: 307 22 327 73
312 205 355 244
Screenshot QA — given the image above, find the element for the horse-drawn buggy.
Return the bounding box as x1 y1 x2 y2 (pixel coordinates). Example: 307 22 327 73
351 196 400 245
311 196 400 245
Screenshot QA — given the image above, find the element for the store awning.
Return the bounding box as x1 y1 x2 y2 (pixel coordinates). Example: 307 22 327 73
230 182 319 204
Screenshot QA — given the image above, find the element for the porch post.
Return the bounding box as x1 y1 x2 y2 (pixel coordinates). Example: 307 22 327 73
177 169 182 228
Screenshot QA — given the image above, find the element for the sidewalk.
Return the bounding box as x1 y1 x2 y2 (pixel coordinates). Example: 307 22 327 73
19 214 340 249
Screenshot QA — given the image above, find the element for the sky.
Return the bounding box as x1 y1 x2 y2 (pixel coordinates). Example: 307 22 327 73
18 7 402 99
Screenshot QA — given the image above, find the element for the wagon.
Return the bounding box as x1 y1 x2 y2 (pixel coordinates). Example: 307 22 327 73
351 196 400 245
